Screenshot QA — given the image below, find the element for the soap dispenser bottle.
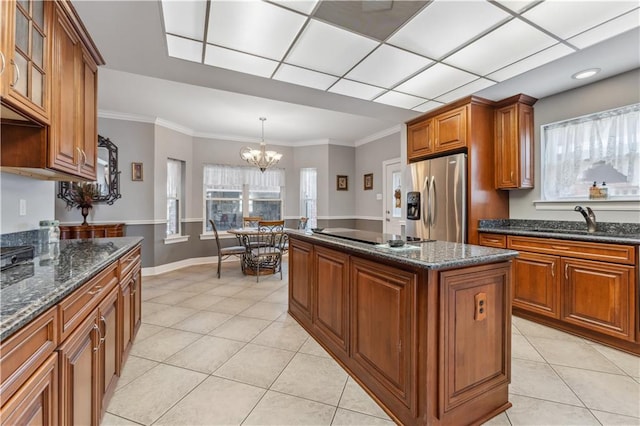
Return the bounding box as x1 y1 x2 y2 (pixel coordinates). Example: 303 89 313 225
589 181 598 199
600 182 608 199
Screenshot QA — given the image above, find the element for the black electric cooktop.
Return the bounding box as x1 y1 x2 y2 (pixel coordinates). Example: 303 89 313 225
315 229 431 245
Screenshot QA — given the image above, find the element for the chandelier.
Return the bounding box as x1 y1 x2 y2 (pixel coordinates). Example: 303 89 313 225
240 117 282 172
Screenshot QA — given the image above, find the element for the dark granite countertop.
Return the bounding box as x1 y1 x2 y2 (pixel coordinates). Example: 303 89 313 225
0 237 143 341
478 219 640 245
288 229 518 271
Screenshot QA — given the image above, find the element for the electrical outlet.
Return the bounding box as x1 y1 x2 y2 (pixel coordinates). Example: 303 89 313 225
376 193 382 200
19 199 27 216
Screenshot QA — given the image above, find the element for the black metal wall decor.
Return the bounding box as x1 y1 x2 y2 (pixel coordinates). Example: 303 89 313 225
58 135 122 206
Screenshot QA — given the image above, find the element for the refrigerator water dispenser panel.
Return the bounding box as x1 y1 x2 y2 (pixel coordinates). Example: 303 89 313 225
407 191 420 220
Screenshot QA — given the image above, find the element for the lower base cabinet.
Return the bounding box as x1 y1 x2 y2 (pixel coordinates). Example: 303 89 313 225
289 235 513 425
0 243 142 426
0 352 58 426
512 251 559 318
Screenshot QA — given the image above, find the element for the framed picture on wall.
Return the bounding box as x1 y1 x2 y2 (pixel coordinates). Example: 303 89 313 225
364 173 373 190
337 175 348 191
132 162 143 181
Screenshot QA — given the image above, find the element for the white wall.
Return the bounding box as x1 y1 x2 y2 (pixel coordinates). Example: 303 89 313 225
293 144 329 217
328 144 356 217
509 69 640 223
1 173 54 233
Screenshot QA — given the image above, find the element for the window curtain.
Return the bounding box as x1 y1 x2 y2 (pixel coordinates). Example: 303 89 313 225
542 103 639 200
300 168 317 228
167 158 182 198
203 164 284 188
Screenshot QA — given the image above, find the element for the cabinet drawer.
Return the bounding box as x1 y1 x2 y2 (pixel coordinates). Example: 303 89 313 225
119 245 141 279
58 262 118 341
0 307 57 406
507 236 635 265
479 233 507 248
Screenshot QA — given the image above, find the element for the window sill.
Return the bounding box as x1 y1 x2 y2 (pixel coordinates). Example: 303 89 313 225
534 199 640 211
164 235 190 244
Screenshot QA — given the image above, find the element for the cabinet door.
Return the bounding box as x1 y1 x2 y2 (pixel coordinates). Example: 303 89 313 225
562 258 635 341
350 258 416 412
288 238 314 327
513 252 560 319
58 310 99 426
434 105 467 152
407 119 432 160
98 285 120 418
2 0 50 124
132 268 142 336
0 0 15 99
495 103 534 189
49 2 80 175
77 47 97 180
0 352 58 426
120 270 135 362
313 246 349 358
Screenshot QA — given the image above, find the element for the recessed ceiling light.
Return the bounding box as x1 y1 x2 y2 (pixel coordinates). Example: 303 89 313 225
572 68 601 80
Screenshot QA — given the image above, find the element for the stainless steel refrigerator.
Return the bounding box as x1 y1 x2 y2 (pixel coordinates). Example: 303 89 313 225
406 153 467 243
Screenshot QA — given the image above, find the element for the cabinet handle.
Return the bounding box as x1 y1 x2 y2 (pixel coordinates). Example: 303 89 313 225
564 264 569 279
0 52 5 76
551 261 555 277
510 170 514 181
10 60 19 87
88 285 103 295
92 324 101 352
99 316 107 343
552 245 570 251
80 149 87 166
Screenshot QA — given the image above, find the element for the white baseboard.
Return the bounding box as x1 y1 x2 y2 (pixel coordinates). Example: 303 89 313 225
141 253 289 276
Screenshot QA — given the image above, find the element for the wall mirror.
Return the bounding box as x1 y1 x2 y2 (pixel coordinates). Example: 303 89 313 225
58 135 122 206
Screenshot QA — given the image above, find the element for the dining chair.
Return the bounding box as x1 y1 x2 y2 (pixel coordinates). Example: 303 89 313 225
241 220 285 282
209 220 246 279
242 216 262 228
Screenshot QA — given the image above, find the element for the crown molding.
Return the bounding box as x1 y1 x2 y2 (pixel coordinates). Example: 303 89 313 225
155 118 195 136
98 110 155 124
355 125 401 147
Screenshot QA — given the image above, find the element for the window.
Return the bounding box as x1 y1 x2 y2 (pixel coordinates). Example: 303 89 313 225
167 158 184 237
542 103 640 201
204 165 284 232
300 168 317 229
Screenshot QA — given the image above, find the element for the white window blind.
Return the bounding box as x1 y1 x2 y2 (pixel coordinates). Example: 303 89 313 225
542 103 640 201
300 168 317 229
167 158 183 236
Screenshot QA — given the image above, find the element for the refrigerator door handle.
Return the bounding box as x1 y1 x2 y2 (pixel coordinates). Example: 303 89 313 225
423 176 430 228
430 176 436 227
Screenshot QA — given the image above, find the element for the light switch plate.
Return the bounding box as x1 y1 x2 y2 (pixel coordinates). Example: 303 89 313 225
376 193 382 200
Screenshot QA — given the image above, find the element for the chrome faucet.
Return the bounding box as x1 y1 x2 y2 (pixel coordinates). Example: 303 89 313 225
574 206 597 233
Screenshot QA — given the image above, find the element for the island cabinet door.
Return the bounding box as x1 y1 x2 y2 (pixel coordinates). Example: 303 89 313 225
98 285 120 419
561 258 634 341
313 246 349 359
438 263 511 419
512 252 560 319
288 238 314 327
350 258 417 416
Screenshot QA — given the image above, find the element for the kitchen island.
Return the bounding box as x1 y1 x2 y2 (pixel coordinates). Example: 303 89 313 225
0 237 142 425
287 229 518 426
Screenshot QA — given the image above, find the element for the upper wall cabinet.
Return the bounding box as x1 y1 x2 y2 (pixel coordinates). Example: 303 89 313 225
0 0 104 181
494 94 537 190
407 102 469 161
0 0 50 124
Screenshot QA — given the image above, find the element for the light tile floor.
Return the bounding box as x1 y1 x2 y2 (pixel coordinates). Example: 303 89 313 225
105 261 640 426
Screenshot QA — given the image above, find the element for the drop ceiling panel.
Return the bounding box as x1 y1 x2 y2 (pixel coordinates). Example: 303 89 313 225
568 10 640 49
395 63 477 99
374 91 426 109
345 44 432 89
328 79 385 100
166 35 203 63
204 45 278 78
435 78 496 103
270 0 319 15
161 0 207 40
388 1 510 60
273 64 338 90
413 100 445 113
207 1 307 60
313 1 428 41
444 19 558 76
523 1 638 40
285 19 378 75
494 0 538 13
487 43 574 82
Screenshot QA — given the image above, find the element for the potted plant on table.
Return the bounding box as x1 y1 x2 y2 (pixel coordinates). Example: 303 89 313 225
68 182 99 225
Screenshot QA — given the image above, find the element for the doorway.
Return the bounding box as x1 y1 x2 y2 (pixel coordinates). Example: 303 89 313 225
382 158 403 235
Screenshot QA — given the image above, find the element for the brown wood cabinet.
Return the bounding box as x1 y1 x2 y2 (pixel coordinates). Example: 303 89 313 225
0 0 104 181
0 243 142 426
59 223 125 240
0 0 50 124
313 245 349 359
407 119 432 159
494 94 536 189
479 232 639 354
407 104 467 161
288 233 513 425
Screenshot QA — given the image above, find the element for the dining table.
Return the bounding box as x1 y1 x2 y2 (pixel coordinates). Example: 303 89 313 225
226 227 291 277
